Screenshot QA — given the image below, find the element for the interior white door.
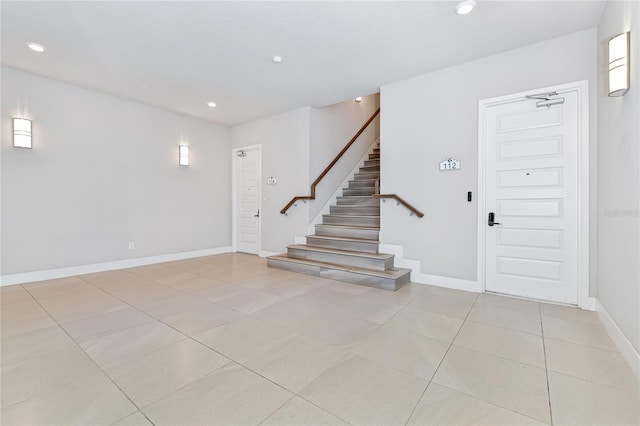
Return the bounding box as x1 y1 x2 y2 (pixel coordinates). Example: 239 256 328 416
236 148 260 254
484 89 579 304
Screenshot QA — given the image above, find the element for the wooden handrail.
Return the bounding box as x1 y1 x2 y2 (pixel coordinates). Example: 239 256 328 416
374 176 424 218
280 108 381 214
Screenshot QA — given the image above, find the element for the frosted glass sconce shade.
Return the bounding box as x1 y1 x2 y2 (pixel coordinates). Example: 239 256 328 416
179 145 190 166
13 118 32 148
608 32 630 97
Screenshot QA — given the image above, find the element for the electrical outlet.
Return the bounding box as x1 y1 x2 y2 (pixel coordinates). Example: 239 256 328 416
128 242 135 250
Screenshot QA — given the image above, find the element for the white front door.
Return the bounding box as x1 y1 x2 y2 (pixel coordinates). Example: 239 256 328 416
482 86 582 304
236 147 261 255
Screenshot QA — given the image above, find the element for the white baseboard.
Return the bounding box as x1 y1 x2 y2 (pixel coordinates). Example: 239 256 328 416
379 243 480 292
259 250 280 258
413 272 481 293
580 296 596 311
0 246 233 286
595 299 640 381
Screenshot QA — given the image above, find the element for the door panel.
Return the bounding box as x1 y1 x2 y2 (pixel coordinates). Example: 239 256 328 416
497 228 563 249
497 167 562 188
485 89 579 304
497 257 563 281
497 199 563 217
497 136 563 160
497 106 562 133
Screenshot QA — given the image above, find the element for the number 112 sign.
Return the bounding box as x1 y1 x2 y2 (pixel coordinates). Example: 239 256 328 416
439 158 461 171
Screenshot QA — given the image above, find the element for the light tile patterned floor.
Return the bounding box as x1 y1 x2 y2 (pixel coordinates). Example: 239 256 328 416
1 253 638 425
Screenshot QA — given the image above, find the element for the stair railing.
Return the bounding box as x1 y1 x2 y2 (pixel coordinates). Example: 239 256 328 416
374 177 424 218
280 107 381 215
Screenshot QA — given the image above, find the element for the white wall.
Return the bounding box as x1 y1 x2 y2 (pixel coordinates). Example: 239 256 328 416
380 29 598 282
231 108 311 254
596 1 639 353
1 67 232 276
309 94 380 221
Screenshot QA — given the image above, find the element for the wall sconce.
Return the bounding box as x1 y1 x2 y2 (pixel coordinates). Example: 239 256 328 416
354 97 363 103
13 118 32 148
608 32 630 97
179 145 190 166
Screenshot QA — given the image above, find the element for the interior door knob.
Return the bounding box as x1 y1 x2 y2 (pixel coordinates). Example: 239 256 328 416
488 212 501 226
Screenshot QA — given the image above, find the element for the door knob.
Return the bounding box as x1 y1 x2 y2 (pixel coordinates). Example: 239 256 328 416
488 212 501 227
254 209 260 218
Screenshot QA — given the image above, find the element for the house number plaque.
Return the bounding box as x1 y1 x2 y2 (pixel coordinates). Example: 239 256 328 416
439 158 461 171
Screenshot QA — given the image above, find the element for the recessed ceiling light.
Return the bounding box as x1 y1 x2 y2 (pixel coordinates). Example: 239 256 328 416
456 0 476 15
207 102 217 108
272 56 282 64
27 42 46 53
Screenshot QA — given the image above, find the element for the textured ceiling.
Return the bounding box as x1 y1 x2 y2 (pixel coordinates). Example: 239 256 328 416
1 1 605 126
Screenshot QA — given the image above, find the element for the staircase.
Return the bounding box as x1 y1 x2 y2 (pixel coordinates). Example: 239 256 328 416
268 145 411 291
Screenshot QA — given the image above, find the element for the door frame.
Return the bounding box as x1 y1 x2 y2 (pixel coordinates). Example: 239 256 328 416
231 144 262 255
476 80 592 309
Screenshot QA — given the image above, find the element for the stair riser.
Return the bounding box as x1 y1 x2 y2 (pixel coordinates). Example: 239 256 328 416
306 236 379 254
369 154 380 160
315 225 379 240
330 206 380 216
267 258 409 291
322 268 410 291
364 160 380 167
359 165 380 173
342 188 375 196
287 247 391 271
322 215 380 227
354 173 379 181
267 258 320 276
348 180 376 188
336 197 380 206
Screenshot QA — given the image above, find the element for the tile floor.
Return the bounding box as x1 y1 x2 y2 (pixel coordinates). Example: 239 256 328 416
1 253 638 425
